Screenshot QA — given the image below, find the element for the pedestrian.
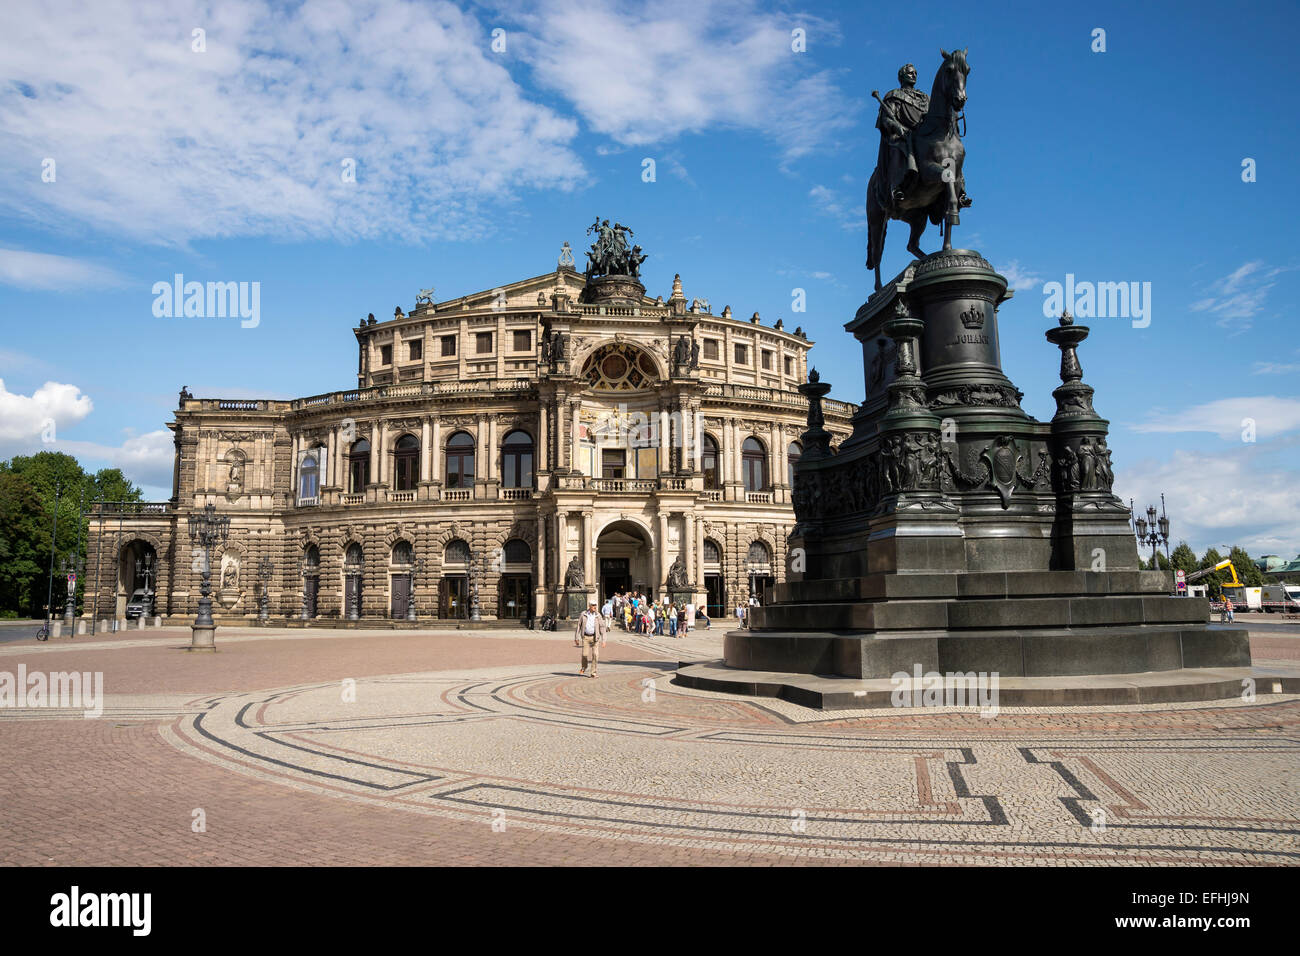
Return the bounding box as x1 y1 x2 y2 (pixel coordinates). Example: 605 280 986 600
1225 596 1235 624
574 600 607 678
698 606 710 629
684 601 695 633
668 603 678 637
736 602 747 629
601 598 613 629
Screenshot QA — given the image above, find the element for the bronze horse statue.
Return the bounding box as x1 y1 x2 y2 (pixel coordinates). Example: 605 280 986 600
866 49 971 291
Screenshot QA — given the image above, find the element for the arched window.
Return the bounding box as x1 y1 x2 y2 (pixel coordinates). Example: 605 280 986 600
502 430 534 489
394 435 419 492
444 539 471 565
445 432 475 488
702 434 720 489
344 543 364 568
348 439 371 493
503 539 531 565
299 450 320 500
703 539 722 566
303 544 320 571
391 541 413 566
787 441 802 486
747 540 772 567
742 437 768 492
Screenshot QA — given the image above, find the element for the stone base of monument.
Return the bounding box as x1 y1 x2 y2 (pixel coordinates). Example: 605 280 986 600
673 660 1300 709
684 249 1275 708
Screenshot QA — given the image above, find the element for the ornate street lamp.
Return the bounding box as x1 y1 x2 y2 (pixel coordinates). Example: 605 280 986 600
257 556 275 621
139 551 155 618
406 556 424 622
348 553 365 621
187 503 230 650
61 555 84 629
469 550 482 622
298 555 310 621
1132 495 1171 572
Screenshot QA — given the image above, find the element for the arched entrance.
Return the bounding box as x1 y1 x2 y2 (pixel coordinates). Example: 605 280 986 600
118 540 158 619
595 520 654 602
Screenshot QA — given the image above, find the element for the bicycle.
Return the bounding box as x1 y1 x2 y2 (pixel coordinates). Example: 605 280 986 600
36 620 50 641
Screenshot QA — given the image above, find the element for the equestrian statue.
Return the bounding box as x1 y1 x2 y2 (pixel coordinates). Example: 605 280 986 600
866 50 973 291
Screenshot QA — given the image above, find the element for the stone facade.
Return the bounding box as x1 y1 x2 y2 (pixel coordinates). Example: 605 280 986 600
85 252 855 623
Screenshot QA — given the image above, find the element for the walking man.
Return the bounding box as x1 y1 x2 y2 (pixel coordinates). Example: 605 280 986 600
574 600 607 678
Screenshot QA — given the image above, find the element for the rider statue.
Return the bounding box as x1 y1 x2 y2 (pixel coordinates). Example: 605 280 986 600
875 64 929 211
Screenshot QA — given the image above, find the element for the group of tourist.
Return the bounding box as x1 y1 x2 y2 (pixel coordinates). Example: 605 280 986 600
602 591 709 637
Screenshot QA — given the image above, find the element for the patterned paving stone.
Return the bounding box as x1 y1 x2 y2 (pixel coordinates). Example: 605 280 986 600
2 626 1297 865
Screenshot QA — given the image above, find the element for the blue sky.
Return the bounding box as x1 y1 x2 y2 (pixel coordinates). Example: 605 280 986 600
0 0 1297 557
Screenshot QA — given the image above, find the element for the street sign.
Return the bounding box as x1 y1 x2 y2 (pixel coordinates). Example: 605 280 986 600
67 572 77 587
1175 569 1186 593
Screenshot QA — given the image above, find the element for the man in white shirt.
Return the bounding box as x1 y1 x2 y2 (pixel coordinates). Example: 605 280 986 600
574 601 608 678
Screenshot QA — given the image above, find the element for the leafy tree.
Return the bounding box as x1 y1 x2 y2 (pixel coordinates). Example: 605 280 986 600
1199 547 1225 598
1170 541 1198 574
0 453 143 615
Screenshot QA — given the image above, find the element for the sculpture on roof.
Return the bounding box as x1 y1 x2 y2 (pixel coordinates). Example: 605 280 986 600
584 218 646 279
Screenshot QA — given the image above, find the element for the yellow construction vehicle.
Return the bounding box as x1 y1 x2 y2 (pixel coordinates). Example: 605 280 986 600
1185 559 1241 588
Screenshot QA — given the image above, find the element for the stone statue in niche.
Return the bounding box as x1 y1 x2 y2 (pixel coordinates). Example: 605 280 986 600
667 555 690 590
563 554 585 588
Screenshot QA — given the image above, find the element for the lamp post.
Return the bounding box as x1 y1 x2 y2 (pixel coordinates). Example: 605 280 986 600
258 557 274 621
61 555 83 630
1132 496 1171 573
469 551 482 622
298 555 310 621
407 556 424 622
348 554 365 621
187 503 230 650
44 480 61 637
137 551 156 618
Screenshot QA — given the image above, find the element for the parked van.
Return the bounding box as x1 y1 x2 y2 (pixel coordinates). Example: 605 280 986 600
125 589 151 619
1262 584 1300 613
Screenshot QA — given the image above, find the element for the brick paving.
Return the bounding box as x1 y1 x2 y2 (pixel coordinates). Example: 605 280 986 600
2 625 1297 866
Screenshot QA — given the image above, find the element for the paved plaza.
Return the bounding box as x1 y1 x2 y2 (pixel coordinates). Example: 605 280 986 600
2 623 1298 866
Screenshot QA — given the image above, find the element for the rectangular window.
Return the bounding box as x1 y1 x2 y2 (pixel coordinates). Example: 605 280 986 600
440 335 456 357
408 339 422 362
601 449 626 479
476 331 493 354
784 355 793 376
761 350 773 371
513 330 531 352
734 343 748 365
703 339 719 361
380 344 392 366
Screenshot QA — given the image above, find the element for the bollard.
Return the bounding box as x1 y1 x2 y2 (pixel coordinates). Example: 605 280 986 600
52 622 62 638
154 615 163 628
78 620 86 635
137 617 145 630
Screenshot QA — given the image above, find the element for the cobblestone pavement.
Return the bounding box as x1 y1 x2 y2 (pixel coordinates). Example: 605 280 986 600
2 625 1297 865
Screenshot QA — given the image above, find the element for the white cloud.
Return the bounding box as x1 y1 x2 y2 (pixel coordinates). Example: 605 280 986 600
1130 396 1300 442
997 259 1042 292
46 431 176 491
0 0 586 245
507 1 857 160
809 183 862 230
1114 447 1300 557
0 378 93 441
1187 260 1286 332
0 248 127 290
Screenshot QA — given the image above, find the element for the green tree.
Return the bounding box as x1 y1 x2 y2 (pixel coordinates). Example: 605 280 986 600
1170 541 1198 574
0 452 143 615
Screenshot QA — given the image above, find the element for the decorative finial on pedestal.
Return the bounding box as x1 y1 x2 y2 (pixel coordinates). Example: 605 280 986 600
798 372 832 460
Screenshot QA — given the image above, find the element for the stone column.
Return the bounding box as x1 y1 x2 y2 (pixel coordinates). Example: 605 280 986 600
431 417 442 485
488 415 499 481
581 511 594 600
378 420 389 485
570 402 580 474
681 512 693 584
556 512 568 587
327 427 338 488
658 407 669 475
538 404 548 471
420 418 431 482
536 515 547 590
693 408 703 471
658 510 669 594
695 515 705 587
771 423 783 487
369 422 379 484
